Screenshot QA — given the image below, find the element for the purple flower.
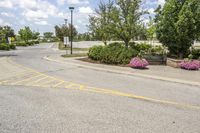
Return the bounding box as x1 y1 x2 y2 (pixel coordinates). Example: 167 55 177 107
129 57 149 69
180 60 200 70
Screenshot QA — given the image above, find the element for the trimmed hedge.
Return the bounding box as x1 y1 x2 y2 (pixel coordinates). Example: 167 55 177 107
0 44 10 50
9 44 16 50
15 41 39 47
16 42 28 46
88 43 138 64
191 49 200 59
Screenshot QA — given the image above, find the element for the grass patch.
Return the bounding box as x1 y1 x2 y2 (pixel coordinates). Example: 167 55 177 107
61 53 87 58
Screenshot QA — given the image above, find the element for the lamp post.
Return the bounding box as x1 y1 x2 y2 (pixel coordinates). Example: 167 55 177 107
64 19 68 25
69 7 74 55
64 19 68 55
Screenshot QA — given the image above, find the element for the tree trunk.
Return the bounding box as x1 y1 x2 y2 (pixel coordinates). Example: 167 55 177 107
103 41 107 45
178 52 184 59
124 40 129 48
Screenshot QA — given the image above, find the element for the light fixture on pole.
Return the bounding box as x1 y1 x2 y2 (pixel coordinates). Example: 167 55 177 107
69 7 74 55
64 19 68 25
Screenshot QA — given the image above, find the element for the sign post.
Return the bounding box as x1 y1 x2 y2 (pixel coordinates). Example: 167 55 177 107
64 37 69 54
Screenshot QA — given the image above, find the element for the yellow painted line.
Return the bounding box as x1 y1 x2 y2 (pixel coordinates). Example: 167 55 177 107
53 81 65 87
7 57 200 110
11 74 42 85
66 86 200 110
26 76 49 86
0 80 9 84
40 78 57 85
0 71 34 83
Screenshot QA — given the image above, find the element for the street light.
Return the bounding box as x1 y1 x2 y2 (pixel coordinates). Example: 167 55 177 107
69 7 74 55
64 19 68 25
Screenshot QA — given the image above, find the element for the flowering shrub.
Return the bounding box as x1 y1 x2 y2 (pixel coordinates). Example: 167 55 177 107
180 60 200 70
129 57 149 69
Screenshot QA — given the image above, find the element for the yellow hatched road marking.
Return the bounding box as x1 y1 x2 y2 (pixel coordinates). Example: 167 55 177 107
0 71 35 83
27 76 48 85
40 78 57 85
11 74 42 85
53 81 65 87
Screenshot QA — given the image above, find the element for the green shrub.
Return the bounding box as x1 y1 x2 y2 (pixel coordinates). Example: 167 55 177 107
9 44 16 50
0 43 10 50
88 45 104 60
27 41 34 46
16 42 28 46
130 43 152 52
149 45 168 55
88 43 138 64
33 41 39 44
191 49 200 59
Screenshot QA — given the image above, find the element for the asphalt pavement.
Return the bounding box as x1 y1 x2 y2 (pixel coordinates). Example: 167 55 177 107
0 43 200 133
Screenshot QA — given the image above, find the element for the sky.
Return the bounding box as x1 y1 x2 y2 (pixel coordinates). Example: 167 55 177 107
0 0 165 35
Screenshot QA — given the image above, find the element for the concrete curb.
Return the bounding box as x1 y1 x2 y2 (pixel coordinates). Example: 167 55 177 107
43 56 200 87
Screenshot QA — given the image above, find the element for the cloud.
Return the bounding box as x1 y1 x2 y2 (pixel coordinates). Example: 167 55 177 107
57 0 65 5
79 7 94 14
0 12 14 17
57 0 89 5
158 0 165 6
35 21 49 25
67 0 89 5
23 10 48 21
0 18 11 26
18 0 38 10
0 0 13 8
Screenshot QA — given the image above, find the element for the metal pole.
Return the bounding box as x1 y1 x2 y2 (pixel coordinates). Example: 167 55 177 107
64 19 68 55
70 10 73 55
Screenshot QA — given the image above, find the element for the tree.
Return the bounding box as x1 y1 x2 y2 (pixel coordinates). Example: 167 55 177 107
18 27 33 43
88 0 114 45
43 32 53 40
55 25 63 41
108 0 145 48
55 24 78 42
32 32 40 40
155 0 200 58
0 26 15 43
147 17 156 44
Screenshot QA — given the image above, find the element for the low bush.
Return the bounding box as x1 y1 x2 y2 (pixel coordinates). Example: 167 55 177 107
130 43 152 52
33 40 39 44
16 42 28 46
27 41 34 46
88 45 104 60
191 49 200 59
88 43 138 64
9 44 16 50
0 43 10 50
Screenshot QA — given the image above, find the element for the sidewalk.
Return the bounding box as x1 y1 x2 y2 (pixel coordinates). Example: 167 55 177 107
44 54 200 87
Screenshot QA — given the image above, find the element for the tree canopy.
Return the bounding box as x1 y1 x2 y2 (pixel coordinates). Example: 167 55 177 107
155 0 200 58
18 27 33 43
88 0 145 47
55 24 77 41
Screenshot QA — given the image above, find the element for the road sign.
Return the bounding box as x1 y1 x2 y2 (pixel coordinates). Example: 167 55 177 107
64 37 69 46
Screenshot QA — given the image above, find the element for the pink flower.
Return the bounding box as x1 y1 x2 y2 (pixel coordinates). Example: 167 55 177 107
129 57 149 69
180 60 200 70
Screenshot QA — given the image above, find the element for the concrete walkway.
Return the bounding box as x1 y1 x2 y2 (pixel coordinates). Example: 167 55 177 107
44 54 200 87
